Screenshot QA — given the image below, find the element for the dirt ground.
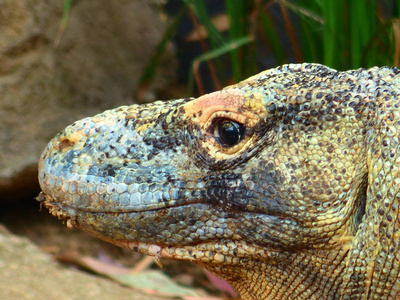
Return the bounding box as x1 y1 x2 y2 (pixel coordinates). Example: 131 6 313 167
0 193 218 300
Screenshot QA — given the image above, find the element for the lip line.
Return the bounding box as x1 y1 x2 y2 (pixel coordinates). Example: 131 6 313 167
39 191 293 219
41 195 236 219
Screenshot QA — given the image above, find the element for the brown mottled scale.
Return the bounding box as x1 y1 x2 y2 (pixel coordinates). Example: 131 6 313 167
37 63 400 299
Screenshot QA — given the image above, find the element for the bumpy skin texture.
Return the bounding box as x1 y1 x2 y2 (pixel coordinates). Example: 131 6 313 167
38 63 400 299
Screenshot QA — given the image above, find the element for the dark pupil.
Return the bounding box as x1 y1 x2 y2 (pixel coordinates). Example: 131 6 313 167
218 120 245 147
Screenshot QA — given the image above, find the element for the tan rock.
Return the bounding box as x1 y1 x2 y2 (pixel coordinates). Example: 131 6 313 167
0 227 167 300
0 0 175 198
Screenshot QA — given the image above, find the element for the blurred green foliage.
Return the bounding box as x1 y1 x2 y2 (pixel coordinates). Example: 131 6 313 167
60 0 400 96
141 0 400 95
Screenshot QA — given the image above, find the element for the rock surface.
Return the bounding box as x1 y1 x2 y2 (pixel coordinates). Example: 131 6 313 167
0 227 166 300
0 0 175 200
0 1 177 299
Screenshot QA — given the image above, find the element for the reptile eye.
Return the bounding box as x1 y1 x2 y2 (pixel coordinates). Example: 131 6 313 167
216 119 246 147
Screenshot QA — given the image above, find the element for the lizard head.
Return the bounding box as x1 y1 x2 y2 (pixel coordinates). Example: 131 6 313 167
38 63 400 299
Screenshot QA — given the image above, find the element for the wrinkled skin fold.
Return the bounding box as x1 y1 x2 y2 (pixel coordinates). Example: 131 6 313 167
38 63 400 299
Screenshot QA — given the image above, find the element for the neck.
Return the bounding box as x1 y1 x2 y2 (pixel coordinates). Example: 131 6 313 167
204 249 348 300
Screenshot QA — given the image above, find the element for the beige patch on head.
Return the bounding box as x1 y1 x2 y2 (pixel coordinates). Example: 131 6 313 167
183 89 266 159
184 89 264 125
53 129 86 153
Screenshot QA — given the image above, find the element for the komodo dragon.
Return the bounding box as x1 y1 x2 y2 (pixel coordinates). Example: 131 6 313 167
37 63 400 299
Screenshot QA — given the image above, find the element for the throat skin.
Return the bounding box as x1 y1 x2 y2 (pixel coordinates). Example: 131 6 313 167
37 64 400 299
205 249 348 300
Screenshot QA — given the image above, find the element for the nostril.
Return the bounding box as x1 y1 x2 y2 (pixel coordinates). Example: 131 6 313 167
57 138 74 151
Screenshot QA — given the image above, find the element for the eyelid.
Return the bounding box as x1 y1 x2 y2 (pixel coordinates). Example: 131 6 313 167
203 111 256 135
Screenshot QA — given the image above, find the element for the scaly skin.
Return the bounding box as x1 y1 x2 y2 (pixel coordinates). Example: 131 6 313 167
38 63 400 299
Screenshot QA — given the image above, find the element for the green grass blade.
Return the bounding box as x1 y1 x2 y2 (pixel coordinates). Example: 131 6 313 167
321 0 347 69
285 0 324 63
55 0 71 45
348 0 377 68
188 36 253 94
137 5 187 100
183 0 225 47
225 0 249 81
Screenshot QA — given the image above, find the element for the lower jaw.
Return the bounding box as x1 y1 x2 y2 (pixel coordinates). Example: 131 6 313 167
114 239 241 265
108 238 273 270
38 192 274 267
